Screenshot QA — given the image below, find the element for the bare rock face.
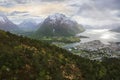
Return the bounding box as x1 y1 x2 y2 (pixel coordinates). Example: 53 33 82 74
36 13 84 36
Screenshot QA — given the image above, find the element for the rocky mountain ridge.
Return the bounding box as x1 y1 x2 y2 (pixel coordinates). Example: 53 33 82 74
36 13 84 36
0 14 18 32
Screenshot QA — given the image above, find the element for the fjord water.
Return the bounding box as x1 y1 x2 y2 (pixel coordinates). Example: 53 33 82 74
64 29 120 48
79 29 120 44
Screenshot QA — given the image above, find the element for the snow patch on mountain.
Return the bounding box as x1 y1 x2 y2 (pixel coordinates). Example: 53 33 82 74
46 13 71 24
0 14 18 32
0 14 8 23
0 17 5 23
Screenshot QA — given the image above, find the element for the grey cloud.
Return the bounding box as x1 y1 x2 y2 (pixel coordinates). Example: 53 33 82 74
22 14 30 16
9 11 30 17
0 0 119 26
10 11 28 15
70 0 120 18
94 0 120 10
11 0 66 4
70 0 120 13
0 0 66 7
0 0 32 7
78 4 93 13
0 2 15 7
0 0 26 7
41 0 66 2
13 0 28 4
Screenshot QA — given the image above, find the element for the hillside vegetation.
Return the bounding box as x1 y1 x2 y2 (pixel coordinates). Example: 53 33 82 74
0 30 120 80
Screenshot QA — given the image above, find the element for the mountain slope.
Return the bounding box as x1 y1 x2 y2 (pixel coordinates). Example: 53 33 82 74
0 30 120 80
0 14 18 32
111 27 120 33
18 19 38 32
36 13 84 37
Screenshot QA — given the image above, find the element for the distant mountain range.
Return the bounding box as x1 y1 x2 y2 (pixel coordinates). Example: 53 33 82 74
1 13 120 37
0 14 18 32
36 13 84 37
111 27 120 33
0 13 85 37
18 19 39 32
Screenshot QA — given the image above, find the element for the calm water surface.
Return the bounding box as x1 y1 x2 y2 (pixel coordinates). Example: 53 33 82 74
78 29 120 44
64 29 120 48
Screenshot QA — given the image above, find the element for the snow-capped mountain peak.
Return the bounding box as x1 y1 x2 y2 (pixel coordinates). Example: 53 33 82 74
0 17 5 23
0 14 9 24
37 13 84 36
49 13 66 19
0 15 8 23
0 14 18 32
45 13 70 24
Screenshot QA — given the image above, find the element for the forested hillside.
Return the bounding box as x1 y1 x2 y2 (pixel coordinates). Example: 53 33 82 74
0 30 120 80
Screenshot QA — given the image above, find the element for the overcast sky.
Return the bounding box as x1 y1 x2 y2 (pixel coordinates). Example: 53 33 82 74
0 0 120 26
